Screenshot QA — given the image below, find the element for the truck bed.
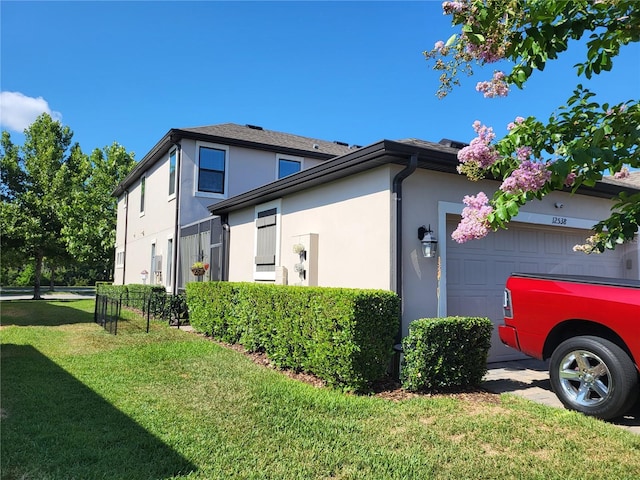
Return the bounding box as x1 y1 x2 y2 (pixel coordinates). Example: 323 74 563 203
510 272 640 289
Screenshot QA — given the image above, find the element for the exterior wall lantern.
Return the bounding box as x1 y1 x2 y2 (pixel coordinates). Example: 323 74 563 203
418 225 438 258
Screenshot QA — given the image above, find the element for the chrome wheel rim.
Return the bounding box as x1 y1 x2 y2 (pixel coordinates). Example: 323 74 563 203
558 349 612 408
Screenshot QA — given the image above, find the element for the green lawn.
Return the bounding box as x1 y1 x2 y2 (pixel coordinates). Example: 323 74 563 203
2 300 640 480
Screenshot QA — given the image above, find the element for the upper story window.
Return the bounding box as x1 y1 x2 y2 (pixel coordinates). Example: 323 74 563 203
140 175 146 215
277 154 302 179
197 143 228 196
169 150 177 197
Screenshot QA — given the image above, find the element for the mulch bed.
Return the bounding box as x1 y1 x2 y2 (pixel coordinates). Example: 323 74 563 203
195 331 501 404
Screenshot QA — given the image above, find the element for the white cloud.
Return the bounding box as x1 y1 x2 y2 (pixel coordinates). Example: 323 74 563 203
0 91 63 132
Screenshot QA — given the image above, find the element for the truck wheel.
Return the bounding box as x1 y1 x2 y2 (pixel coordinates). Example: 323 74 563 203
549 336 638 420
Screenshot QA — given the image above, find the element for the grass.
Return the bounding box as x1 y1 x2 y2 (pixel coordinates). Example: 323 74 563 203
2 300 640 479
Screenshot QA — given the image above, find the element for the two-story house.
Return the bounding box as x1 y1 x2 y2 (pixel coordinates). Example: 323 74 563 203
113 123 639 362
112 123 353 293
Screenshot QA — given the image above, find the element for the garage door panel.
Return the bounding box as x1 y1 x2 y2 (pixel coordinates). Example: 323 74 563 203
517 230 539 253
495 261 517 285
463 259 488 285
447 258 462 285
495 229 517 252
447 295 488 317
446 217 626 362
518 261 540 273
544 232 564 254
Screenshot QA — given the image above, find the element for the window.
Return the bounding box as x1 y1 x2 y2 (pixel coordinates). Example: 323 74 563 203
166 238 173 287
169 150 177 197
254 201 281 281
140 176 146 215
115 250 125 268
198 145 226 194
150 242 156 279
277 155 302 179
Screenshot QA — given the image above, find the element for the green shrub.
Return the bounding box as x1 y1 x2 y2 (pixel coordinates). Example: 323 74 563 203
126 284 166 311
96 283 127 299
186 281 241 343
96 284 165 311
401 316 493 392
186 282 400 391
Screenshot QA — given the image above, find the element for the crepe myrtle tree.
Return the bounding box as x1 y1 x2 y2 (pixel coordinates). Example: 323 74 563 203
426 0 639 252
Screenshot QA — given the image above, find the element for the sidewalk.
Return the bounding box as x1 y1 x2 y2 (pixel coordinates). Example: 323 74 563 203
483 358 640 434
0 288 95 301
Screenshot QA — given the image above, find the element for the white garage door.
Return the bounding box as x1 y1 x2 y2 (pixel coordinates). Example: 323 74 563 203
446 216 626 362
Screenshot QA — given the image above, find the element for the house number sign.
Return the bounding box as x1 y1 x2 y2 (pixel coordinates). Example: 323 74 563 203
551 216 568 225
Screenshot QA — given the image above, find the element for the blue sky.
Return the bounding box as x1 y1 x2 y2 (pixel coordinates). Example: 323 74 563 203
1 1 639 162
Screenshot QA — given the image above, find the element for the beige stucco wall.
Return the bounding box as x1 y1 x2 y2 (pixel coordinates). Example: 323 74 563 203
114 153 176 288
226 162 638 343
227 166 395 290
114 137 331 288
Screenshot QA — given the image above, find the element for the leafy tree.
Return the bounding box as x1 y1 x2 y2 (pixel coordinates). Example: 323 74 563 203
426 0 639 252
1 114 135 297
61 142 136 277
1 114 79 299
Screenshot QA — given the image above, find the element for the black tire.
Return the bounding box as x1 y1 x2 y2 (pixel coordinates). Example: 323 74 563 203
549 336 638 420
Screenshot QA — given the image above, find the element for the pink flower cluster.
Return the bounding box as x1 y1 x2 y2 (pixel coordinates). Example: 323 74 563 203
606 104 627 116
516 146 532 162
451 192 494 243
476 71 509 98
457 121 499 179
466 42 504 64
507 116 525 130
442 1 467 14
564 172 577 187
500 160 551 194
614 166 630 179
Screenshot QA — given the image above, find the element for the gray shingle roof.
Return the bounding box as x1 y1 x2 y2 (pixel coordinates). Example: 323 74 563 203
113 123 356 196
603 171 640 189
178 123 355 157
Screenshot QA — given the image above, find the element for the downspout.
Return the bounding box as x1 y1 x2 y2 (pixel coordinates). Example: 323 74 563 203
221 214 230 281
122 190 129 285
391 153 418 376
171 141 182 294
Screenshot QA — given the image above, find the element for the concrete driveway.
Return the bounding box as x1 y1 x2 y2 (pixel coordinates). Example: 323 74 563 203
483 358 640 434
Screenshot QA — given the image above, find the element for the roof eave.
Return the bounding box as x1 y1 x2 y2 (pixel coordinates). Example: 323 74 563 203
111 128 343 198
112 129 179 197
209 139 639 216
171 128 343 161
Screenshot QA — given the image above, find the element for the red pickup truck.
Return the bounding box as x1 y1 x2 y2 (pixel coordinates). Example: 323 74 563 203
499 273 640 419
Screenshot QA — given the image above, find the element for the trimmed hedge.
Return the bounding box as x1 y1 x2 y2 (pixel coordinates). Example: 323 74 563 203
96 283 128 299
401 316 493 392
186 282 400 392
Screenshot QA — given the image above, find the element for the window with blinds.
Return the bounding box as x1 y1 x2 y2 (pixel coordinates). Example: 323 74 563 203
254 202 280 281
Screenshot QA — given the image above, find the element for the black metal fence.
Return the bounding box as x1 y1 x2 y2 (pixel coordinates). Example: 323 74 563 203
94 291 189 335
94 294 122 334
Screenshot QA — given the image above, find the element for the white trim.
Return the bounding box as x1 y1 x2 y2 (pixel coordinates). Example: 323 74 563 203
139 174 146 217
115 249 125 269
168 148 177 201
194 141 229 199
276 153 304 179
166 235 174 289
437 201 603 317
254 199 282 281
